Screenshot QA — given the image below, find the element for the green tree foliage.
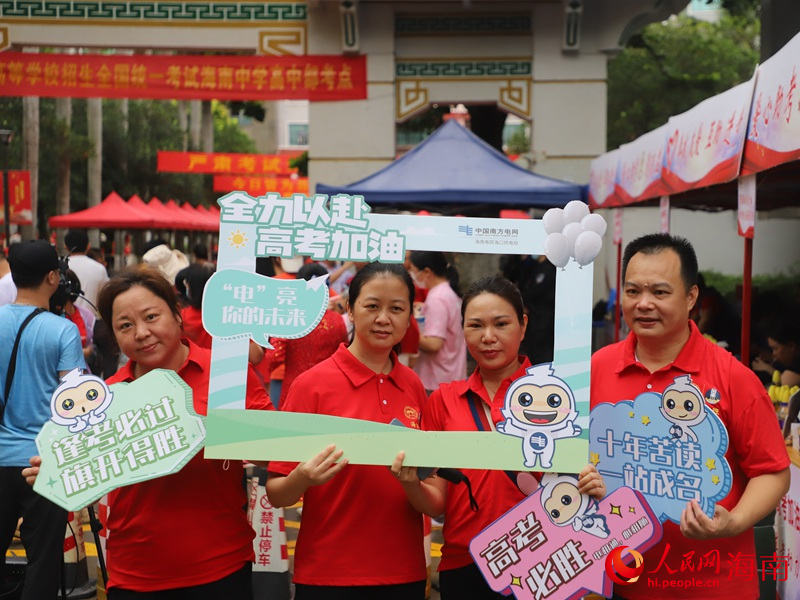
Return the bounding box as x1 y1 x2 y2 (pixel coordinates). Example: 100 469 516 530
504 125 530 155
289 151 308 176
212 101 257 156
607 12 759 149
1 97 257 233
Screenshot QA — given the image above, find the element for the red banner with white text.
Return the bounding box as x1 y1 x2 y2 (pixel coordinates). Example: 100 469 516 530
213 175 309 196
0 52 366 101
158 151 298 175
0 170 33 225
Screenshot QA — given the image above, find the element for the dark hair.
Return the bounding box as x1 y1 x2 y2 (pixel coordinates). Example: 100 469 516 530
192 243 209 261
86 247 105 265
409 251 460 296
65 230 89 254
348 262 415 309
97 266 182 346
8 240 59 289
296 262 328 282
766 319 800 346
142 237 168 255
11 268 49 290
183 263 215 310
255 257 276 277
461 275 525 324
622 233 698 292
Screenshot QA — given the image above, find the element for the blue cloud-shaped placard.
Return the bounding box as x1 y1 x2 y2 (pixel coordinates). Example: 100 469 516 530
589 384 732 524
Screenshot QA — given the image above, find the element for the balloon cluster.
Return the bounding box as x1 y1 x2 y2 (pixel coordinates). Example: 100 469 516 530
542 200 607 269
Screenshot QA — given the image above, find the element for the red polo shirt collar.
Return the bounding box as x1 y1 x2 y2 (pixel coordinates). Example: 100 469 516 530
110 338 203 383
330 342 404 389
615 320 705 375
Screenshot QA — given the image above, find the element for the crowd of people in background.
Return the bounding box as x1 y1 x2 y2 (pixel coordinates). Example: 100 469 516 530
0 228 797 599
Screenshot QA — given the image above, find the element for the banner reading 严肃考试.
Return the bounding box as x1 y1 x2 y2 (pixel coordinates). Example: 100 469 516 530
0 52 366 101
157 151 300 176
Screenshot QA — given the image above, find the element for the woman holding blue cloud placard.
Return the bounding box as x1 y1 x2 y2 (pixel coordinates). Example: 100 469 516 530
27 265 273 599
391 274 605 599
267 263 430 600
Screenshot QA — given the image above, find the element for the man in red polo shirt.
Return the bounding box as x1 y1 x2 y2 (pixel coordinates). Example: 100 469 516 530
591 233 789 600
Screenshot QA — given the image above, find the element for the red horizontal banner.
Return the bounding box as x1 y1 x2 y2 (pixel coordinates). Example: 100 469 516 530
213 175 309 196
158 151 298 175
0 52 366 101
0 170 33 225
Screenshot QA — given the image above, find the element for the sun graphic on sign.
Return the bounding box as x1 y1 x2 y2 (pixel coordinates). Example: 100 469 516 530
228 230 248 249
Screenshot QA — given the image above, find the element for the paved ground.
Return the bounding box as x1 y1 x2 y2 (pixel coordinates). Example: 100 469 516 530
4 505 445 600
6 506 612 600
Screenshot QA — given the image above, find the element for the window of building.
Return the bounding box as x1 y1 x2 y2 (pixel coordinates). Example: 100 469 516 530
288 123 309 147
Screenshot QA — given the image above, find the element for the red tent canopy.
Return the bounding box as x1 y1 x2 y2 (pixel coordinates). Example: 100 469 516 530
49 192 160 229
207 205 221 221
127 194 184 229
144 196 196 229
165 199 214 232
181 202 218 232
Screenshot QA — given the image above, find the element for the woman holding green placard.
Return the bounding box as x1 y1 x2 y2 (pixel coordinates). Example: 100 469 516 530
26 265 273 599
267 262 432 600
391 274 606 599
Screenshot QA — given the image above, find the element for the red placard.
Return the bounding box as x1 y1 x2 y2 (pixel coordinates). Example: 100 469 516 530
0 52 366 101
213 175 309 196
0 170 32 225
158 151 298 175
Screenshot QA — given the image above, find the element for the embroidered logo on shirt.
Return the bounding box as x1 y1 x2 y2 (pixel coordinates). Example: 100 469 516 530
404 406 420 426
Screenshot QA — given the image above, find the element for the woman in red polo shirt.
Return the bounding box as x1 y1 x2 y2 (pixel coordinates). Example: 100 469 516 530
393 274 605 599
267 263 429 600
27 266 273 599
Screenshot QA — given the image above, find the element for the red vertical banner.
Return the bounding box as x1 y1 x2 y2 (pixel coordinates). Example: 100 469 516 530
8 170 32 224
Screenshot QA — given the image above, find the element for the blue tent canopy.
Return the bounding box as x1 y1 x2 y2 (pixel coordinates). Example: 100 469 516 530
316 120 586 207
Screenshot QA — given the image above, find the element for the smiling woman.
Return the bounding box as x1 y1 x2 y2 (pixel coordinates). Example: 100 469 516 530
266 263 430 600
394 274 605 600
86 265 274 599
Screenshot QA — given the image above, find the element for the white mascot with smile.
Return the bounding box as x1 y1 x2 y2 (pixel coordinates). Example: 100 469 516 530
497 362 581 469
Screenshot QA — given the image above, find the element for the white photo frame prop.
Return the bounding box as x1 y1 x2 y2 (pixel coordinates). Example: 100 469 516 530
203 192 596 473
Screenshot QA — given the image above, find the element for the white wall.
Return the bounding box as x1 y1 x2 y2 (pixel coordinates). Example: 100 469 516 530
592 206 800 302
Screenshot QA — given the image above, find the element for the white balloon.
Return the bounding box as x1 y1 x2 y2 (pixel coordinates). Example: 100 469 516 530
542 208 565 235
544 233 570 269
562 222 582 257
563 200 589 225
573 231 603 267
580 213 608 238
